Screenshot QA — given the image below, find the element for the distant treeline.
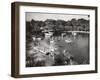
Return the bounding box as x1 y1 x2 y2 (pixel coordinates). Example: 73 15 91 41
26 18 89 32
26 18 89 41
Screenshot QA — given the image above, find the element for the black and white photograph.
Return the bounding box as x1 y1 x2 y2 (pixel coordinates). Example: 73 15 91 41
26 12 90 67
11 2 97 77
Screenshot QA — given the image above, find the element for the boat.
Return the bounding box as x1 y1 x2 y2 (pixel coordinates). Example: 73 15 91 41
65 39 72 43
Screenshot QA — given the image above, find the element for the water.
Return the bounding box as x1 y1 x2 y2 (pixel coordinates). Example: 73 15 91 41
55 33 89 64
26 33 89 67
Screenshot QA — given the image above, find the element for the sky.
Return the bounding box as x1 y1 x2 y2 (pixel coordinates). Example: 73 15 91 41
26 12 89 21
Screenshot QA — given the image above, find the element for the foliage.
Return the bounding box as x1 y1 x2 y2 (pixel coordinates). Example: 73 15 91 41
27 18 89 33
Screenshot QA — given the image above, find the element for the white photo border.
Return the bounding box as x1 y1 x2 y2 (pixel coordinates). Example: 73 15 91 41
19 5 96 75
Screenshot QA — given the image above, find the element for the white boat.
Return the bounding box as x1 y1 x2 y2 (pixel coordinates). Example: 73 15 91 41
65 39 72 43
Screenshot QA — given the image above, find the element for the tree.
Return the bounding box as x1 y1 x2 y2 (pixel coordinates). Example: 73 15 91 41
70 18 78 31
45 19 56 30
77 18 89 31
